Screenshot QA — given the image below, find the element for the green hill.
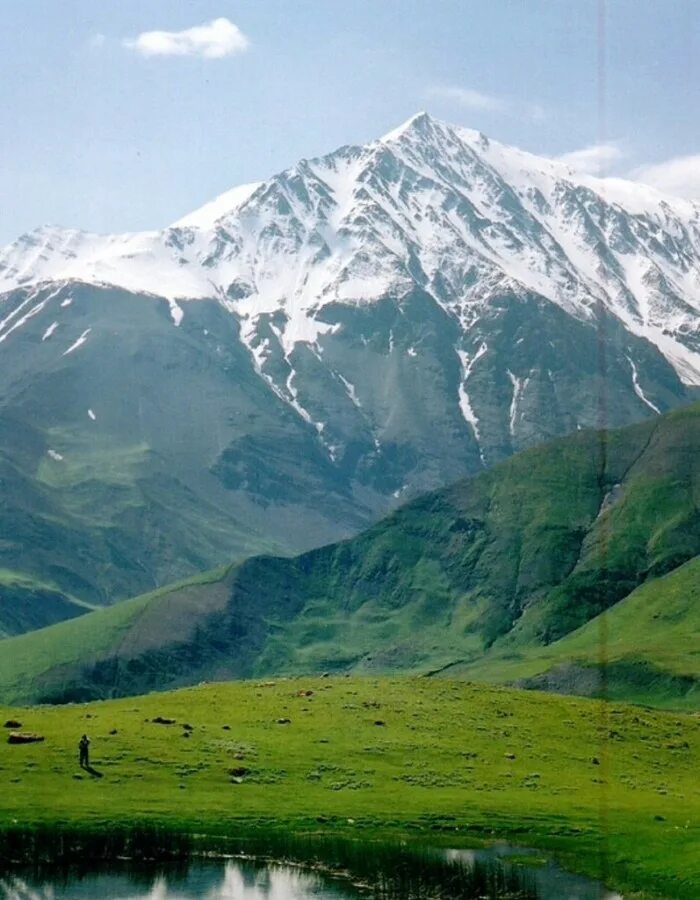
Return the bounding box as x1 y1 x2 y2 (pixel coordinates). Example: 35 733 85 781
2 404 700 706
455 555 700 708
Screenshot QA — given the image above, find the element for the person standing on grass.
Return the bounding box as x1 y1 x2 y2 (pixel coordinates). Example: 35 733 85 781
78 734 90 769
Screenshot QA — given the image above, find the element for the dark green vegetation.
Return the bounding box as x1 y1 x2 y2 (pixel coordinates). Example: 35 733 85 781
2 404 700 706
0 678 698 899
0 275 691 637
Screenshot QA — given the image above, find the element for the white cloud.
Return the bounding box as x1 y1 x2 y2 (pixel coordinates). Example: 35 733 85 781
427 85 547 123
124 17 249 59
557 143 625 176
88 33 106 50
427 85 507 113
558 143 700 198
630 154 700 200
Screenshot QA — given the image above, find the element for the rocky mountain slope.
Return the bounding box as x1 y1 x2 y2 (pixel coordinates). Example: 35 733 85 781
2 112 700 632
2 403 699 706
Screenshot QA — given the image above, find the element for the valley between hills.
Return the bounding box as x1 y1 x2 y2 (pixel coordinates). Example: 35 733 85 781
1 403 699 710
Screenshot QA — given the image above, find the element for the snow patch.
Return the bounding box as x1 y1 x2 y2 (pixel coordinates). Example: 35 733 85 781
88 408 96 421
336 373 362 408
0 287 41 337
507 369 530 437
0 285 63 345
168 299 183 326
42 321 59 341
47 449 63 461
627 355 661 414
172 182 262 229
63 328 91 356
457 342 488 463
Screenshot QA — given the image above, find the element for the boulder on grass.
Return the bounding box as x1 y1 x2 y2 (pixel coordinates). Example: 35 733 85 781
8 732 44 745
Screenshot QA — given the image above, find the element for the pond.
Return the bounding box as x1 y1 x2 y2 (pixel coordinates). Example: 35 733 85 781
448 845 623 900
0 845 622 899
0 859 360 899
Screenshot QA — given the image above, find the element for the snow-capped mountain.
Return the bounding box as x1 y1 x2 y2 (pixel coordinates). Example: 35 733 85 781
1 112 698 630
5 113 700 381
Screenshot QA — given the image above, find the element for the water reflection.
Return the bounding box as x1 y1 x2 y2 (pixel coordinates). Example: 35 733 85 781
0 847 622 900
447 847 623 900
0 860 358 900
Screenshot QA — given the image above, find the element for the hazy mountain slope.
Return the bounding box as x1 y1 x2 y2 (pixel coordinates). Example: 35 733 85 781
2 113 700 631
3 404 700 705
0 570 89 639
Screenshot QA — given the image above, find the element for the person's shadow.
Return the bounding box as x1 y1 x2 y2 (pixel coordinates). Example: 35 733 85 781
81 764 104 778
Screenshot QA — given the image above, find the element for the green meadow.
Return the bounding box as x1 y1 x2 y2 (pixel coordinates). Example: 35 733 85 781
1 677 699 898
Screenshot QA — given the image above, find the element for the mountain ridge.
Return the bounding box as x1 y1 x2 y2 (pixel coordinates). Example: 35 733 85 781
4 113 700 387
2 112 700 634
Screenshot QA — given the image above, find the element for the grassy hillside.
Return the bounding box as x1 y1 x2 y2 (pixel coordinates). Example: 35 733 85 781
0 565 235 702
453 555 700 708
2 404 700 705
0 678 698 899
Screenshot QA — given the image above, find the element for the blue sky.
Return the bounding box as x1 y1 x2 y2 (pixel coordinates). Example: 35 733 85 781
1 0 699 243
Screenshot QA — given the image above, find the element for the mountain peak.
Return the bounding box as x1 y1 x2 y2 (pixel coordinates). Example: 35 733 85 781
3 114 700 388
379 110 488 150
380 110 438 142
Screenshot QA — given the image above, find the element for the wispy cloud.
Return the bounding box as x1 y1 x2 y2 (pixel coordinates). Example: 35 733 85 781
557 143 625 176
124 17 249 59
557 142 700 199
427 84 547 123
630 154 700 200
427 85 507 113
88 33 106 50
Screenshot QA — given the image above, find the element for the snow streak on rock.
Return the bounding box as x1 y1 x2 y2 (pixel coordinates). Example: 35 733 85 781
0 285 64 345
337 372 362 408
457 342 488 461
42 321 59 341
627 355 661 414
507 370 529 437
63 328 91 356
